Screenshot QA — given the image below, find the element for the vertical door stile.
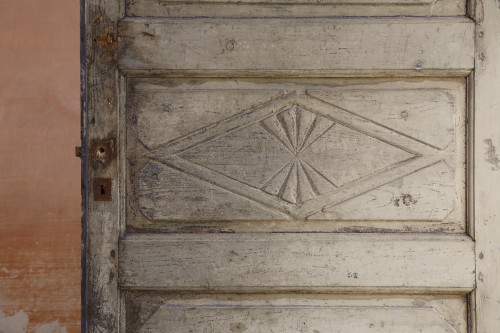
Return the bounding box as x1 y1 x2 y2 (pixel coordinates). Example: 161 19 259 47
473 0 500 331
82 0 124 331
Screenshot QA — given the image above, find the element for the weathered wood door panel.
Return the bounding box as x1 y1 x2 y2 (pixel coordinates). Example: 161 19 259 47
125 294 469 332
126 78 466 233
82 0 500 331
118 18 474 75
120 234 474 291
126 0 466 17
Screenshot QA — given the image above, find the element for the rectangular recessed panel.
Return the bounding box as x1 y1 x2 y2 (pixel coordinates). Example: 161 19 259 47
119 234 475 290
126 0 466 18
118 18 474 76
127 78 465 233
125 294 467 332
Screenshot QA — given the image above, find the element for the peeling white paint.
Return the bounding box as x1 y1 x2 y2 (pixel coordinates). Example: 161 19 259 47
34 320 68 333
0 309 29 333
0 310 68 333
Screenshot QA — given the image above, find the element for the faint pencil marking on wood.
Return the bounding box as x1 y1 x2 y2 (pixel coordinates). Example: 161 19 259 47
394 193 418 207
484 139 500 170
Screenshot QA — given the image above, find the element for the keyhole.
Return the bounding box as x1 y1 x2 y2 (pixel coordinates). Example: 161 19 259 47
97 147 106 159
93 178 111 201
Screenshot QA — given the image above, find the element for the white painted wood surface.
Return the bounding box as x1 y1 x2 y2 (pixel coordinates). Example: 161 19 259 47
125 294 468 333
127 79 466 233
139 306 457 332
119 234 474 291
126 0 466 18
117 18 474 76
473 0 500 331
82 0 488 330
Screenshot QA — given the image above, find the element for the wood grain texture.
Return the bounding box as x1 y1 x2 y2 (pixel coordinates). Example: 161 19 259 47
126 79 465 231
138 307 456 332
82 0 123 332
117 18 474 76
473 0 500 331
119 234 475 291
125 0 466 18
85 0 480 330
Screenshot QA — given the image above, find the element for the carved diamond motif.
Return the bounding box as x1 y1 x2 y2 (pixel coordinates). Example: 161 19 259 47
178 105 413 205
139 89 451 220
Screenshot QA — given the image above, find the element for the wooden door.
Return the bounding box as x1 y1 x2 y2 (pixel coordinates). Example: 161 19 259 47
81 0 500 331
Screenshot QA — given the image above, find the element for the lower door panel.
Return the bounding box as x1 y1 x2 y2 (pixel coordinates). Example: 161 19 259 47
125 293 467 332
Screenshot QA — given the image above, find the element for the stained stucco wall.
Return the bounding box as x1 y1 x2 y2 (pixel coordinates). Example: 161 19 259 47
0 0 81 332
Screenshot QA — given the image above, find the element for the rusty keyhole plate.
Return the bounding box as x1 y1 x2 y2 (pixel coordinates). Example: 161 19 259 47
91 139 114 166
93 178 112 201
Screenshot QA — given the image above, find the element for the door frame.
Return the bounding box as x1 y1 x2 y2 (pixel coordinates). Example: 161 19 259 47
80 0 500 331
467 1 500 331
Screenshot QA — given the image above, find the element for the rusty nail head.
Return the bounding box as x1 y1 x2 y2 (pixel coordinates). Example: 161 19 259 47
91 139 114 165
93 178 112 201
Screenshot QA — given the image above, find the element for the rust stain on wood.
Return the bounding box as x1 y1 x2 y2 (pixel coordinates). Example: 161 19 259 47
91 139 114 166
97 26 121 52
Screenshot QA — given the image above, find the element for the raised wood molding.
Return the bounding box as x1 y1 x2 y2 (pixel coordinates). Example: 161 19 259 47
118 18 474 77
119 234 475 292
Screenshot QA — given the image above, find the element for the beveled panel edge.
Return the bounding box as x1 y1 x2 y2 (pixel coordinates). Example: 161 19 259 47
125 0 466 18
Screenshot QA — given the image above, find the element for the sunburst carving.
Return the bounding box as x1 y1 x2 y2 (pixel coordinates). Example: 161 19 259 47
138 89 451 220
259 106 337 204
177 104 413 206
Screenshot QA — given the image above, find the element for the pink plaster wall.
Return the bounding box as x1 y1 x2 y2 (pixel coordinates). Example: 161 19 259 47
0 0 81 332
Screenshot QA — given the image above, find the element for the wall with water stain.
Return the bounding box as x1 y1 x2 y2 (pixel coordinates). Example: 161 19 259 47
0 0 81 332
